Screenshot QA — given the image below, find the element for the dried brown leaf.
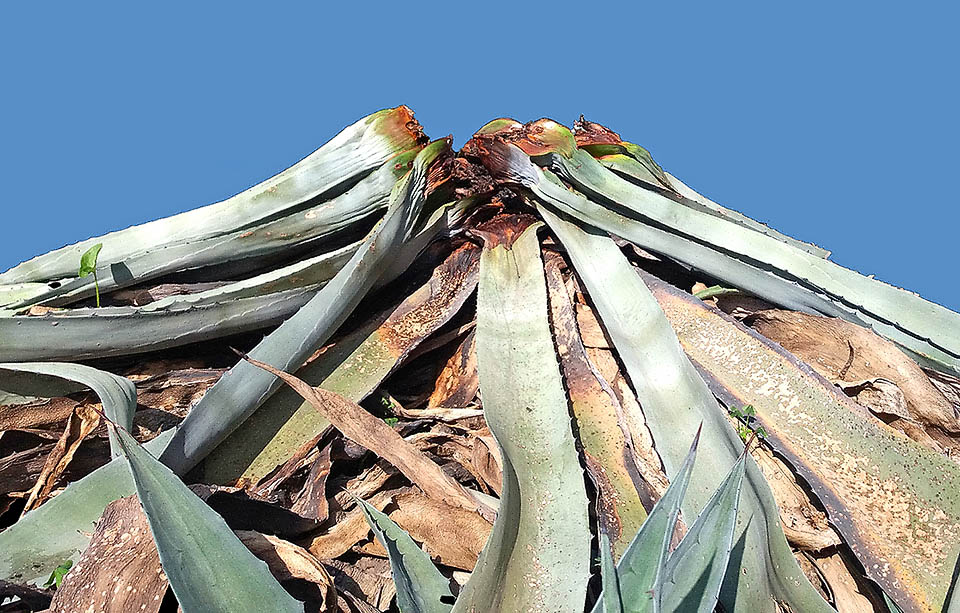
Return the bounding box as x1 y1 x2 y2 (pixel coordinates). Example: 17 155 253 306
21 404 101 515
50 496 168 613
749 309 959 432
241 354 492 520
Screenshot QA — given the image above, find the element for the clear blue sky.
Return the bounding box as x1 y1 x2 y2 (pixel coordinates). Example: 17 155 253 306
2 2 957 310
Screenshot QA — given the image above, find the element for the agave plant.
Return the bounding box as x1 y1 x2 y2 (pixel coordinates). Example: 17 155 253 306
1 107 958 613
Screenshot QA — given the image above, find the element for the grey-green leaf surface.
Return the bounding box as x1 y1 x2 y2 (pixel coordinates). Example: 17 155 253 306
1 107 421 286
77 243 101 277
356 498 453 613
158 139 451 476
657 450 746 613
204 240 480 485
0 287 318 362
0 429 173 584
539 206 831 613
594 154 829 258
114 426 302 613
546 146 960 374
591 430 701 613
598 532 624 613
453 222 590 613
0 362 135 457
5 150 412 310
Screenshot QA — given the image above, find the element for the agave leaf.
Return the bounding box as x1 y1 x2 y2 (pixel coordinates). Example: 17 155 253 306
475 129 960 376
643 273 960 613
548 144 960 374
6 150 415 310
590 430 701 613
453 220 590 613
598 532 624 613
204 241 480 485
158 139 452 475
538 206 830 613
657 449 746 613
112 426 302 613
543 255 648 556
0 429 174 583
0 362 135 457
590 152 830 259
356 497 454 613
1 106 423 286
0 287 317 361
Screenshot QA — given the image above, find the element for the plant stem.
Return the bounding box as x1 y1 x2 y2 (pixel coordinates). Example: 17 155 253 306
93 271 100 308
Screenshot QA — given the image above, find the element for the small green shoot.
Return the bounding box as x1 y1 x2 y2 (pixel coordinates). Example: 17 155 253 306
43 559 73 589
78 243 103 307
728 404 767 442
384 417 399 427
694 284 740 301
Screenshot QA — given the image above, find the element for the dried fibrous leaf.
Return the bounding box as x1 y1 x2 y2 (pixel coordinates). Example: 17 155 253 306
359 491 492 571
21 404 101 515
426 331 479 409
0 396 77 431
544 254 651 558
811 552 881 613
324 556 397 611
50 496 168 613
750 446 840 552
748 310 959 432
470 434 502 496
290 444 333 522
236 531 336 609
644 273 960 612
241 354 491 519
206 240 480 486
307 491 394 560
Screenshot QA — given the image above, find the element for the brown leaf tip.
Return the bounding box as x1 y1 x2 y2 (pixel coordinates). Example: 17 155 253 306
573 115 623 147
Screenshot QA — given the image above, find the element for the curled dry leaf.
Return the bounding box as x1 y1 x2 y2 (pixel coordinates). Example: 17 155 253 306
21 404 101 515
748 309 959 433
241 354 493 520
357 491 492 571
544 254 652 557
236 531 336 609
426 330 479 410
749 445 840 551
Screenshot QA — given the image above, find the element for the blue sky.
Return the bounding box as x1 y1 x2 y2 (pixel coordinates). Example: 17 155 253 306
2 2 957 310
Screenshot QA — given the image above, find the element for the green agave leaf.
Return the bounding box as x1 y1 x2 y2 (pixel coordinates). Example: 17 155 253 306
159 138 452 476
0 430 174 583
356 497 454 613
543 256 648 557
1 106 422 286
643 274 960 612
546 144 960 375
591 430 701 613
77 243 101 277
454 221 590 613
204 241 480 485
538 206 830 613
0 362 135 457
598 532 624 613
113 426 302 613
657 449 746 613
7 149 414 310
0 287 318 362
